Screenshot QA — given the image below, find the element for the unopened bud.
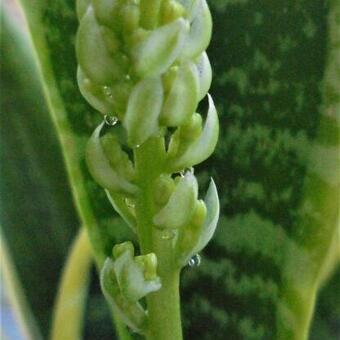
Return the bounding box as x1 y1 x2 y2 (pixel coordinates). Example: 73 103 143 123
113 241 134 259
161 1 186 24
122 3 140 33
175 199 206 260
86 123 138 194
195 52 212 100
135 253 158 280
153 172 198 229
77 8 126 85
124 77 164 147
92 0 121 31
161 62 199 127
180 0 212 60
132 18 189 78
170 95 219 172
153 175 175 206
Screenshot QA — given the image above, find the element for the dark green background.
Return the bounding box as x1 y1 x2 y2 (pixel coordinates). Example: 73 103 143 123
0 1 339 339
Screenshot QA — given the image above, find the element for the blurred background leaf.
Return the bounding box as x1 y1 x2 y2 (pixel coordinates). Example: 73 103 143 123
0 0 339 339
0 3 78 337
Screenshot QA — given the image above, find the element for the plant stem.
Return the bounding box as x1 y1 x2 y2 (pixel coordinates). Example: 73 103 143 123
134 138 183 340
146 235 182 340
111 311 134 340
50 228 92 340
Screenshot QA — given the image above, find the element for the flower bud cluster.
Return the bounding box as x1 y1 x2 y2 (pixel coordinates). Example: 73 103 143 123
76 0 220 333
77 0 214 146
101 242 161 334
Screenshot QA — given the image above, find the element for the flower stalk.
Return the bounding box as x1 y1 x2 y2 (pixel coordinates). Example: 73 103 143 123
75 0 220 338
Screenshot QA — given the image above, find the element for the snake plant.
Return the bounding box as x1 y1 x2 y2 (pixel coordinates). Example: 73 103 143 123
1 0 339 339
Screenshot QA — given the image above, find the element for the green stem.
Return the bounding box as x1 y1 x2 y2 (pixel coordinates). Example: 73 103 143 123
111 311 134 340
146 234 182 340
50 228 92 340
134 138 183 340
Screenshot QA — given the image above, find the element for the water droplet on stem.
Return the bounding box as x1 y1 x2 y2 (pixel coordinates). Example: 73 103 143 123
188 254 201 267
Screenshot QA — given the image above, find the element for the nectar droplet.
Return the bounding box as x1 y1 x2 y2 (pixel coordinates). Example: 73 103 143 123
179 167 194 177
161 230 175 240
188 254 201 267
104 114 118 126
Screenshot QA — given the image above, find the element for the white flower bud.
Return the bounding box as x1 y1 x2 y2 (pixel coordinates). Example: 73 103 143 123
124 77 164 147
161 62 199 126
195 52 212 100
175 179 219 267
180 0 212 60
86 123 138 194
76 7 127 85
100 258 148 334
112 242 161 302
170 94 219 171
153 172 198 229
132 18 189 77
